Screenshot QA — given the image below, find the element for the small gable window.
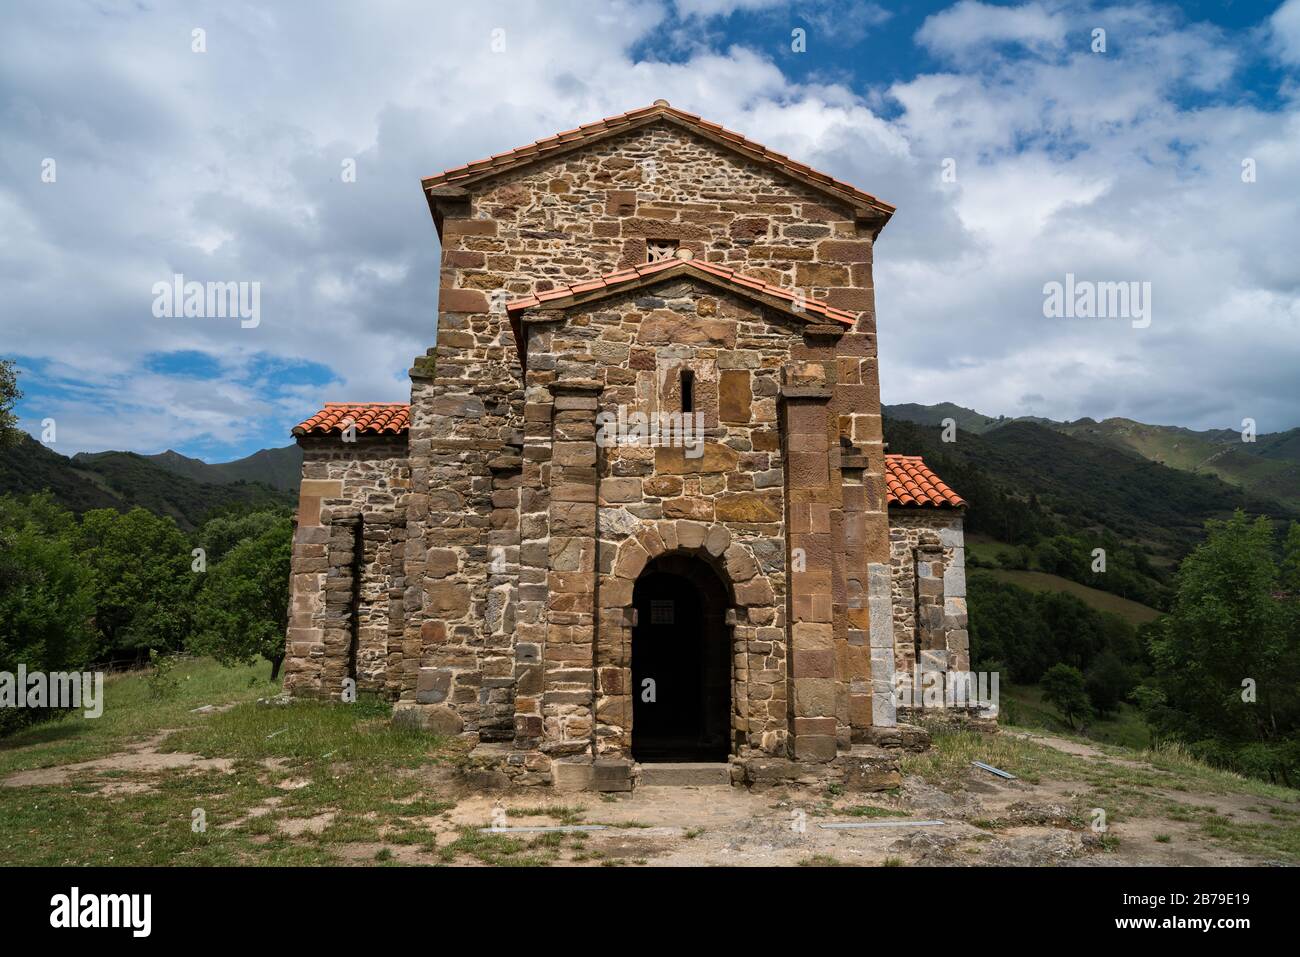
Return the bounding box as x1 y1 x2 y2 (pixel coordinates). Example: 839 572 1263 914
646 238 679 263
680 369 695 414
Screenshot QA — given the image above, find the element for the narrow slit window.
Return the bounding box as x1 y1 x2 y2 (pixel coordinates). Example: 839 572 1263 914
681 369 695 414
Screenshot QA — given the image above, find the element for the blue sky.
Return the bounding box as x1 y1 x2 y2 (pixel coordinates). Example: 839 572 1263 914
3 0 1299 462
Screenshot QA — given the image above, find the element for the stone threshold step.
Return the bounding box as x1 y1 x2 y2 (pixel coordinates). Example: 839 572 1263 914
638 763 733 787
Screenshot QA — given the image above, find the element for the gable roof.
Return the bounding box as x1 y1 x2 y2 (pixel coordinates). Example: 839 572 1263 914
885 454 967 508
293 403 409 437
506 258 856 326
422 100 895 224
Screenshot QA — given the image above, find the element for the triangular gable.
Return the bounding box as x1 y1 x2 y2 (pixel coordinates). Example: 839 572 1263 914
507 258 854 324
504 258 852 370
422 100 894 228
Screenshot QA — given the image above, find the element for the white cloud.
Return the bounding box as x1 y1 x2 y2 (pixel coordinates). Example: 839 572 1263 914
915 0 1069 60
1 0 1297 460
1272 0 1300 64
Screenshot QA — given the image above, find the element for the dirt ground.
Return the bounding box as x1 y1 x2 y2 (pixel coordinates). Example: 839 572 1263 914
3 724 1292 866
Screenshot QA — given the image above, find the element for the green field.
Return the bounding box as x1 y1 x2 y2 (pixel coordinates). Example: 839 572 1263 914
972 566 1162 627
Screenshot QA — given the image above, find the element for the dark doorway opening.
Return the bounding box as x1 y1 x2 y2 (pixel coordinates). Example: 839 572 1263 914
631 553 730 763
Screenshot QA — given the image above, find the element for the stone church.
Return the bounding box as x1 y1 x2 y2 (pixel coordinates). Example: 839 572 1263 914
283 100 971 790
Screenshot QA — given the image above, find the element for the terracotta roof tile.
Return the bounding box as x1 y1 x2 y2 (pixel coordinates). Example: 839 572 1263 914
885 455 966 509
505 259 857 326
421 101 894 218
293 403 410 437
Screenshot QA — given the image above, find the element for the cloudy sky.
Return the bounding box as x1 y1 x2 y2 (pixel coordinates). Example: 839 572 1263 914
3 0 1299 461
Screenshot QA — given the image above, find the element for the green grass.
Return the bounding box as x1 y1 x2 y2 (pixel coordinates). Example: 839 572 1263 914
901 727 1081 788
0 658 279 777
162 694 449 768
1000 683 1152 750
0 658 460 866
510 804 587 825
902 726 1300 862
841 805 909 819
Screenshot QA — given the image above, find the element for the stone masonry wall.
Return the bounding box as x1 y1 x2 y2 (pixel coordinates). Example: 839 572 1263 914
283 437 410 701
521 279 805 761
888 508 969 684
412 118 892 752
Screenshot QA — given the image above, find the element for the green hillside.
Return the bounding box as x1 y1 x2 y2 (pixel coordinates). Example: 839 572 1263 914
974 567 1161 627
0 434 293 531
880 402 1007 435
79 444 303 492
885 402 1300 511
884 416 1286 557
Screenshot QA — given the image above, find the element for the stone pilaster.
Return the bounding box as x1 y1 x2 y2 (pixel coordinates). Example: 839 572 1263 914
782 360 838 763
542 379 602 758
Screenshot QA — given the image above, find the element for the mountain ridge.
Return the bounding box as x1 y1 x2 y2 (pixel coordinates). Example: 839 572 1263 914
0 434 294 530
884 402 1300 509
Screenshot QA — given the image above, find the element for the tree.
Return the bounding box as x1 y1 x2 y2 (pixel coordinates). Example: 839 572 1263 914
190 516 292 680
1042 663 1090 729
0 495 96 733
1141 511 1300 784
77 507 196 661
1281 521 1300 596
195 507 291 566
0 358 21 447
1084 652 1132 717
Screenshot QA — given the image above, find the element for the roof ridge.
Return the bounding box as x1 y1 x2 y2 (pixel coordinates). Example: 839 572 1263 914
421 100 894 216
505 259 856 326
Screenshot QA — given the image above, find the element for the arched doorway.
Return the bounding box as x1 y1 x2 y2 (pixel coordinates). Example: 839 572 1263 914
631 553 730 762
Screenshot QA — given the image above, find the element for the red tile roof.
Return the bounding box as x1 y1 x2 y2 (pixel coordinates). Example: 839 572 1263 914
422 100 894 220
885 454 966 509
293 403 409 437
506 258 856 325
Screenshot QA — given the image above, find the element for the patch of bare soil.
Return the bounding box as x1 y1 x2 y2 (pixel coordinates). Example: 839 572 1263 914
277 812 336 837
0 732 285 788
0 733 235 786
334 843 430 865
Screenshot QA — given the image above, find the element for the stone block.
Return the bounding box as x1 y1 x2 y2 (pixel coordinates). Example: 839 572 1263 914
718 369 752 423
391 702 464 735
840 749 902 791
415 667 452 704
553 760 594 791
593 759 633 792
